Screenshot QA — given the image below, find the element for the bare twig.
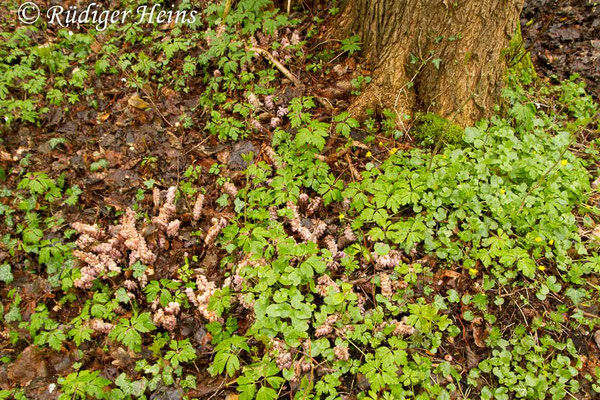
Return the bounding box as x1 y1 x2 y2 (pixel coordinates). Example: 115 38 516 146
249 47 302 86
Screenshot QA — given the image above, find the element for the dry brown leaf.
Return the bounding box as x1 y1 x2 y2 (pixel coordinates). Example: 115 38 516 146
591 225 600 240
0 149 14 162
7 346 48 387
161 87 176 98
127 94 151 110
472 324 487 348
332 64 348 76
441 270 462 279
217 150 230 164
111 347 136 368
96 112 110 123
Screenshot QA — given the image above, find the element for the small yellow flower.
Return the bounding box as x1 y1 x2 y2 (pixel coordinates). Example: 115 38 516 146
366 151 372 157
538 265 546 271
338 213 345 220
500 189 506 194
549 239 554 246
389 148 398 155
534 236 542 243
379 141 383 146
469 268 478 275
560 159 568 166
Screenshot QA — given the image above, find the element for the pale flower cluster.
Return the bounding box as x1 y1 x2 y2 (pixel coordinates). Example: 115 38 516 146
270 339 293 370
315 314 339 337
286 200 327 243
153 301 181 332
71 207 157 289
192 192 205 221
374 249 403 268
205 217 227 247
186 275 220 322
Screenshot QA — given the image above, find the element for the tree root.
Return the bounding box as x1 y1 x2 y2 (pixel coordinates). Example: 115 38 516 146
347 83 384 120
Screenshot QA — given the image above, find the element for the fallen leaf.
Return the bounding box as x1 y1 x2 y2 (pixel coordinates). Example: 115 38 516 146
161 87 176 98
128 94 151 110
217 149 230 164
90 40 102 53
332 64 348 76
229 141 257 170
356 373 371 391
7 346 48 387
0 149 14 161
111 347 136 368
472 324 487 348
592 226 600 240
96 112 110 123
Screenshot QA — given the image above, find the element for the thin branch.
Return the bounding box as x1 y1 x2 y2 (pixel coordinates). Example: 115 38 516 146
249 47 302 86
222 0 233 20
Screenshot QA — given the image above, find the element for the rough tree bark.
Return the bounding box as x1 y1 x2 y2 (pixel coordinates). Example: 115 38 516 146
335 0 524 126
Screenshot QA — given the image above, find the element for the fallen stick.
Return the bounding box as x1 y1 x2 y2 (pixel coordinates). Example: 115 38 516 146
249 46 302 86
345 152 362 181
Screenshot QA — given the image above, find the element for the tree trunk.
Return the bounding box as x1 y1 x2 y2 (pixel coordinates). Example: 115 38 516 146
336 0 524 126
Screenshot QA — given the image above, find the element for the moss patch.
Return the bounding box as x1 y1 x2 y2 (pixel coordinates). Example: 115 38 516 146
505 24 537 85
412 113 464 147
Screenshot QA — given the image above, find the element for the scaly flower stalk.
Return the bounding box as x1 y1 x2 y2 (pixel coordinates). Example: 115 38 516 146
192 193 205 221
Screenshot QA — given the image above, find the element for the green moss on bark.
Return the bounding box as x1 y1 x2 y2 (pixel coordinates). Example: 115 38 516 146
505 24 537 84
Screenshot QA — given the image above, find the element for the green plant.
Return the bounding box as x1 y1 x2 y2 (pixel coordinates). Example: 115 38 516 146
208 335 250 377
165 339 197 368
0 263 13 284
340 35 361 55
351 75 372 95
109 312 156 352
58 370 112 399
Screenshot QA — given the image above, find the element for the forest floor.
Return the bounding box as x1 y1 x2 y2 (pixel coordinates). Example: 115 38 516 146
0 1 599 400
521 0 599 98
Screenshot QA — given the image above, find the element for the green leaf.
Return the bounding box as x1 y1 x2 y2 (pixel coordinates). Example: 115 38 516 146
374 242 390 256
48 329 66 351
256 386 278 400
165 339 197 368
0 263 13 283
